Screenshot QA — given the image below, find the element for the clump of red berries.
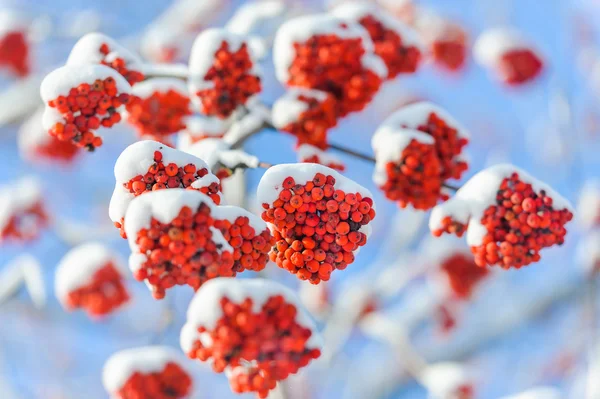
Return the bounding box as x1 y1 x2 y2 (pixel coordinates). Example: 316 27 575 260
32 136 79 162
126 191 234 299
273 90 337 149
127 80 192 139
213 209 274 274
259 165 376 283
1 201 47 243
0 31 29 77
42 66 131 151
440 253 489 299
99 42 145 86
190 30 261 119
116 363 192 399
498 49 543 86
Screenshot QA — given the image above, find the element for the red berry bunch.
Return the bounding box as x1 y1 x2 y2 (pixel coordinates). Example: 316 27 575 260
272 89 337 149
333 3 423 79
213 207 275 273
415 12 468 72
127 79 192 139
41 65 132 151
31 136 79 162
0 31 29 77
98 42 145 86
274 15 387 118
189 29 261 119
125 190 234 299
430 165 574 269
103 347 193 399
498 49 544 86
439 253 489 299
297 144 346 172
258 164 376 283
181 279 322 398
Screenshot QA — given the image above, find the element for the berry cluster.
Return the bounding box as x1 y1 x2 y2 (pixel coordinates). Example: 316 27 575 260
116 363 192 399
213 211 275 273
440 253 489 299
31 136 79 162
259 165 375 283
64 263 130 318
431 168 574 269
498 49 543 86
0 31 29 77
99 41 145 86
190 30 261 119
127 80 192 139
1 201 47 243
297 144 346 172
414 12 468 72
185 294 320 398
130 201 234 299
44 68 131 151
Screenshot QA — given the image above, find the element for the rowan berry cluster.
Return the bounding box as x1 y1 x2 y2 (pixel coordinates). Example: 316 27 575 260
258 165 375 283
64 262 130 318
0 31 29 77
182 279 322 398
440 253 489 299
30 136 79 162
43 66 131 151
1 201 47 243
126 81 192 139
116 362 192 399
129 198 234 299
431 166 574 269
498 49 544 86
98 41 145 86
190 30 261 119
213 209 275 273
272 89 337 149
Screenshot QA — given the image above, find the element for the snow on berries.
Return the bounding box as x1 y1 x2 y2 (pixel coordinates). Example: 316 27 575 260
372 102 469 210
474 28 544 86
188 28 262 119
126 78 192 139
258 163 376 283
414 10 468 72
178 115 231 149
103 346 193 399
67 32 145 86
0 10 30 77
272 89 337 149
124 189 235 299
420 362 474 399
273 14 387 117
185 138 260 181
55 243 130 318
180 278 322 398
430 164 574 269
0 177 48 244
40 64 132 151
18 108 79 164
109 140 221 238
332 2 424 79
297 144 346 171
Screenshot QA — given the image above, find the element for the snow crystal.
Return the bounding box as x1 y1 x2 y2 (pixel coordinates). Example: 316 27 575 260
180 277 323 353
54 242 125 305
102 346 192 396
273 14 387 83
0 176 42 233
420 362 471 399
474 27 538 67
272 89 329 128
66 32 142 69
429 164 574 247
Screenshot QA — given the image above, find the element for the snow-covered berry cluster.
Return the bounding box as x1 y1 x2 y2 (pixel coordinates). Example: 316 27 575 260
126 78 192 141
185 138 260 181
430 164 574 269
474 28 544 86
297 144 346 171
332 2 423 79
0 11 30 77
439 252 489 300
0 177 48 244
41 65 131 151
272 89 337 149
258 164 375 283
189 29 262 119
55 243 130 318
372 102 469 210
67 33 145 86
103 346 193 399
109 140 221 238
274 14 387 118
180 278 322 398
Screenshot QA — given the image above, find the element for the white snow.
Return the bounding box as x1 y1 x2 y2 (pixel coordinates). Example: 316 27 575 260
297 144 344 167
130 77 189 99
0 176 42 234
474 27 538 67
109 140 216 225
273 14 387 83
257 163 374 207
178 115 231 150
272 89 329 128
0 9 30 38
420 362 472 399
222 103 271 146
102 346 192 396
577 179 600 229
413 8 462 43
184 138 259 170
180 277 323 353
66 32 142 70
225 1 286 38
499 387 562 399
429 164 574 247
54 242 126 306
